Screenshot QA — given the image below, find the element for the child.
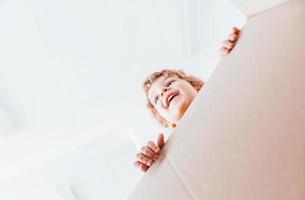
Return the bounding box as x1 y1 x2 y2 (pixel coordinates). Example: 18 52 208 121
135 27 241 172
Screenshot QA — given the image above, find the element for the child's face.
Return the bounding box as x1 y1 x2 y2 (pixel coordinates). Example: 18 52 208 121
148 75 198 124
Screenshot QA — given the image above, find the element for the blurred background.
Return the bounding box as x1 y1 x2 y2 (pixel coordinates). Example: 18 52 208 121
0 0 245 199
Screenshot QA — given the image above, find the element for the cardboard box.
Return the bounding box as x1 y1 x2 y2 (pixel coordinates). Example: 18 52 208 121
131 0 305 199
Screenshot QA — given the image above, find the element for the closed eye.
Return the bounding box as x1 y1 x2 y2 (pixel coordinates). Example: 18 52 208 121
166 79 175 86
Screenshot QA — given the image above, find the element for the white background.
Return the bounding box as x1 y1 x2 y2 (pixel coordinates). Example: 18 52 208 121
0 0 245 199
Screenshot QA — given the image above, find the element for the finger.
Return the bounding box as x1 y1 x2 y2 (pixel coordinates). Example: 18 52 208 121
223 40 234 50
228 33 238 42
147 141 161 154
136 153 154 166
141 146 159 160
134 161 149 172
232 27 240 34
157 133 165 149
219 47 230 56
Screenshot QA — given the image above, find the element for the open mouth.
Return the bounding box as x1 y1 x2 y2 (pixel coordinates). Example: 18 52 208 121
166 92 179 107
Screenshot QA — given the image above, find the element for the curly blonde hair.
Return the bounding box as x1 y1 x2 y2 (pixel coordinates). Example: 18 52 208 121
143 69 204 128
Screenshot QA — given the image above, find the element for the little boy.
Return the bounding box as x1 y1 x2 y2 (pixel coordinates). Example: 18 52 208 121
135 27 241 172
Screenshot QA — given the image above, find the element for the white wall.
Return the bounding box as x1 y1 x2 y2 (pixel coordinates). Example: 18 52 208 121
0 0 245 199
0 134 142 200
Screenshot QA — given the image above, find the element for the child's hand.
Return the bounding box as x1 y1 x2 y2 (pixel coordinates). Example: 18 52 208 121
219 27 241 56
134 133 165 172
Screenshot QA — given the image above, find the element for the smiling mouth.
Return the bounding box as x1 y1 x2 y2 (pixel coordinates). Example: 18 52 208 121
166 92 179 107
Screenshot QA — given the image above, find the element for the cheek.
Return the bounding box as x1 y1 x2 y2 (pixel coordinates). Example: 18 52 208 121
182 83 197 97
155 104 173 120
154 104 165 115
175 84 194 98
157 105 168 115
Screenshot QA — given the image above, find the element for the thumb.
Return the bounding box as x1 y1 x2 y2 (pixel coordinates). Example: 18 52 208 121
157 133 165 149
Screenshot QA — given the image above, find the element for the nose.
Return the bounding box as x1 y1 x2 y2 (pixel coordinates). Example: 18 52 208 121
161 87 169 96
